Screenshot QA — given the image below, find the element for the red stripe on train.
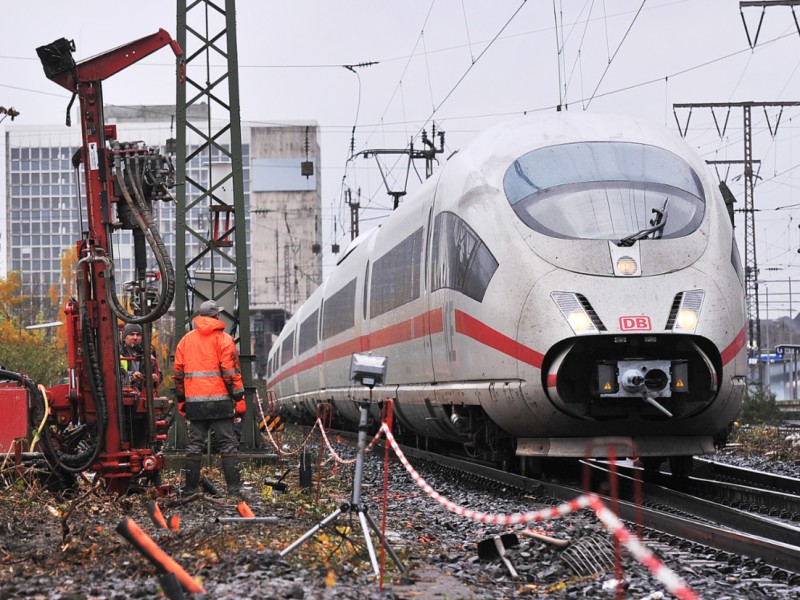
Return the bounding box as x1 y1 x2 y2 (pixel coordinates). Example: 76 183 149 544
269 308 446 386
720 326 746 366
453 309 545 368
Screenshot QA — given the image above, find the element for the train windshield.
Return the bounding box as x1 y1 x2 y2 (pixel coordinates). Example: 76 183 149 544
503 142 705 241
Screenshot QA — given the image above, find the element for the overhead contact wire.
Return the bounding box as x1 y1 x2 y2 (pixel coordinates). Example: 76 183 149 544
584 0 647 109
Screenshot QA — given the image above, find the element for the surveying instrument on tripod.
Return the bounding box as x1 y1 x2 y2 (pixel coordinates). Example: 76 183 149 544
280 353 404 575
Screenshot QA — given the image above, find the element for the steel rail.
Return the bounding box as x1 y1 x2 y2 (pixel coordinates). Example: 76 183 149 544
694 456 800 496
402 447 800 574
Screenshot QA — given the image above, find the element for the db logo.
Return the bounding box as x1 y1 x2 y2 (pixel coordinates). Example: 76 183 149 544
619 316 651 331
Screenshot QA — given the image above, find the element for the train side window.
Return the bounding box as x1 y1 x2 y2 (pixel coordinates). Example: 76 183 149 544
299 309 319 354
280 331 295 367
731 237 744 285
322 279 357 339
363 261 370 321
424 206 433 292
370 228 423 318
318 299 324 338
432 211 498 302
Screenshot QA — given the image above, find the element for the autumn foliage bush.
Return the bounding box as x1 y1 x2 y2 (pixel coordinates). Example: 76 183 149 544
0 270 68 386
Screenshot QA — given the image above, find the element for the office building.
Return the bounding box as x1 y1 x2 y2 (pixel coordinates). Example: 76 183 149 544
3 105 321 378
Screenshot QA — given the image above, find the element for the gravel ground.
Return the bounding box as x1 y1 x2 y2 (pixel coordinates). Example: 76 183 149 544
1 424 799 599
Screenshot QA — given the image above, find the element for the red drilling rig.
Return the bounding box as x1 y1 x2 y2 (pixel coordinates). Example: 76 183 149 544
0 31 182 494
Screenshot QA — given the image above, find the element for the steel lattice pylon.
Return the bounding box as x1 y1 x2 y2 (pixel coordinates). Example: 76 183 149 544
176 0 258 447
674 101 800 383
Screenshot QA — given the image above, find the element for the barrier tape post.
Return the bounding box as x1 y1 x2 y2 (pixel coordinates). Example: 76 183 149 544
607 445 623 600
582 437 645 600
315 403 332 503
582 438 645 536
379 400 394 591
275 424 282 473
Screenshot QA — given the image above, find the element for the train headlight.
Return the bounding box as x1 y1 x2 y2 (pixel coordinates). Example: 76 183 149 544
616 256 638 276
567 311 593 332
552 292 599 335
672 290 704 333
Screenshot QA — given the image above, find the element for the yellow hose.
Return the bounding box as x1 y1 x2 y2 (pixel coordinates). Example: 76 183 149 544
30 384 50 453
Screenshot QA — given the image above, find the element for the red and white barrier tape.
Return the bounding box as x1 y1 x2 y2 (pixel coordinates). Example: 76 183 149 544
259 415 318 457
253 399 381 462
365 426 384 453
380 423 697 600
316 419 357 464
588 496 698 600
316 418 385 464
381 423 590 524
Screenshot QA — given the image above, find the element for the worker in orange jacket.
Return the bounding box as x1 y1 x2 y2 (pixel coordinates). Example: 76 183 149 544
173 299 247 496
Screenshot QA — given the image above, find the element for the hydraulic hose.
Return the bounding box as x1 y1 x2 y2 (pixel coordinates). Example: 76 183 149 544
108 151 175 324
0 363 102 473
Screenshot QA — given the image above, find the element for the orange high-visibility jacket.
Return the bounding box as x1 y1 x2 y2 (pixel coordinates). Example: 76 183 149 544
173 316 245 420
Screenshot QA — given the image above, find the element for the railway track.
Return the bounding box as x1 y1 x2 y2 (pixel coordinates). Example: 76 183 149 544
654 457 800 521
394 444 800 576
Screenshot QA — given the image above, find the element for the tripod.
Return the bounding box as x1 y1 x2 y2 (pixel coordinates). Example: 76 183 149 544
280 396 404 576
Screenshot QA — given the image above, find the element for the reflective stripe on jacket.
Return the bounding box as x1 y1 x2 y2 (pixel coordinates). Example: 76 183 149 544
173 316 245 420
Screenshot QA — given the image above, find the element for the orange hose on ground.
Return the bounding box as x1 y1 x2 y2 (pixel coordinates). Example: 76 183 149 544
237 501 255 518
146 501 168 530
116 517 205 594
167 514 180 532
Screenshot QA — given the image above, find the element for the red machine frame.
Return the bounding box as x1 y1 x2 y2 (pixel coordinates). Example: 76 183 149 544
33 31 183 493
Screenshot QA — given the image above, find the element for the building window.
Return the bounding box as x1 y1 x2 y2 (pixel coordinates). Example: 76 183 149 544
370 228 423 318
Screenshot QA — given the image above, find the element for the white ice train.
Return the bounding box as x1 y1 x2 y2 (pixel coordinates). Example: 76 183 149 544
266 112 747 474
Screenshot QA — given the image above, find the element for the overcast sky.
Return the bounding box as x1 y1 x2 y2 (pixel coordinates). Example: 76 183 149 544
3 0 800 314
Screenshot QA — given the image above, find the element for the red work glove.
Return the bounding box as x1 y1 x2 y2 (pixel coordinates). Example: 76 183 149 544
177 401 186 417
234 398 247 417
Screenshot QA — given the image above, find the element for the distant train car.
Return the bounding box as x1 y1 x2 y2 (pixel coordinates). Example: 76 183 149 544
266 112 747 474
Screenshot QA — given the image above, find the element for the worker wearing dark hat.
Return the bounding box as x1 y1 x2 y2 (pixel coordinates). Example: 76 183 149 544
173 299 247 497
119 323 162 391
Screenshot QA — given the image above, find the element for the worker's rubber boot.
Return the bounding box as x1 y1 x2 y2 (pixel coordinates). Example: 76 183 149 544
221 454 245 498
183 456 202 495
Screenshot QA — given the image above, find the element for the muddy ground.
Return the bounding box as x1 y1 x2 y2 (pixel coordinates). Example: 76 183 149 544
0 453 407 599
1 425 799 599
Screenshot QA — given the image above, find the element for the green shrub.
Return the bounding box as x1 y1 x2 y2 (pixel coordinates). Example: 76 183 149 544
738 384 782 425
